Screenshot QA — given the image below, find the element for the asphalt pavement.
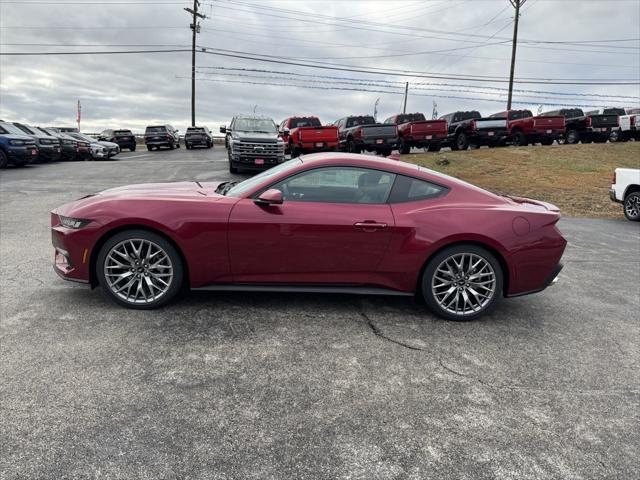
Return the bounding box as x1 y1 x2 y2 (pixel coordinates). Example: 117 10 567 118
1 147 639 479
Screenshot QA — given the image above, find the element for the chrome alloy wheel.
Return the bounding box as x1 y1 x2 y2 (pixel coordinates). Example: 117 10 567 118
625 194 640 219
104 239 173 304
431 253 496 316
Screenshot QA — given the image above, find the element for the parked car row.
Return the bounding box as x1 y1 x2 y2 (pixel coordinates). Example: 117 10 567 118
218 106 638 173
0 121 121 168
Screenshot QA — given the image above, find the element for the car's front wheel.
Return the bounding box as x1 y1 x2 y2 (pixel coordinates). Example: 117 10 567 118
422 245 503 321
624 192 640 221
96 230 184 309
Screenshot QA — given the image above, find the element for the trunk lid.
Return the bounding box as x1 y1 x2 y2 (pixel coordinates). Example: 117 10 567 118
360 124 397 138
408 120 448 135
589 114 619 128
297 126 339 142
532 115 565 129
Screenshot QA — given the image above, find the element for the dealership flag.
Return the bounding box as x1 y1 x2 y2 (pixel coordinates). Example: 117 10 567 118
77 100 81 130
432 101 438 120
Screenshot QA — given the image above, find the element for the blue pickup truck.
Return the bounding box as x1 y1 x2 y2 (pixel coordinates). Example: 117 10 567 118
0 123 38 168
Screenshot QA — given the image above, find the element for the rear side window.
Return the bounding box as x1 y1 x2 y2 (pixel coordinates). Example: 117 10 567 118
289 117 321 128
388 175 448 203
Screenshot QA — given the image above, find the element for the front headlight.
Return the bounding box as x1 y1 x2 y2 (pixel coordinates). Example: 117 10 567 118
40 139 52 145
58 215 91 229
9 139 25 146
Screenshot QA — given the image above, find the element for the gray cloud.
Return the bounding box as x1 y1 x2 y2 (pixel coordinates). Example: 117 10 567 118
1 0 639 133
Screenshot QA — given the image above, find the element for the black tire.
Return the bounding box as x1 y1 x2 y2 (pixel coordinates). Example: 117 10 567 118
347 139 361 154
427 143 441 152
593 137 607 144
186 143 191 150
96 229 184 309
624 192 640 221
512 131 527 147
540 138 554 146
565 129 579 144
130 145 136 152
379 148 392 157
169 142 175 150
399 138 411 155
421 244 503 321
228 148 238 173
147 145 153 151
454 132 469 150
609 130 620 143
0 150 8 169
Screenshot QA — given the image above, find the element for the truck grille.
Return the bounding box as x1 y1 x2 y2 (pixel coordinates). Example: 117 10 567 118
233 142 284 161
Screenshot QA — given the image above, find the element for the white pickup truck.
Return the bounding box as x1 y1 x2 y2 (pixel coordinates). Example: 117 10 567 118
610 168 640 221
617 107 640 142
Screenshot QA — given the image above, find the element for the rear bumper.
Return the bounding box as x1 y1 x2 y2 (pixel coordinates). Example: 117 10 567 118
470 130 508 145
610 188 622 203
403 133 446 145
297 140 339 152
507 263 563 298
356 137 398 149
185 137 211 145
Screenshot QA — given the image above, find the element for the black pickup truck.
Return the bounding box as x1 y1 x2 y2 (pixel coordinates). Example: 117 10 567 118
542 108 620 144
439 111 508 150
334 115 397 156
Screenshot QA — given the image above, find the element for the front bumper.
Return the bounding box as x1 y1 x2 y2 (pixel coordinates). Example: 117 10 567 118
51 212 101 284
6 145 39 165
39 145 62 161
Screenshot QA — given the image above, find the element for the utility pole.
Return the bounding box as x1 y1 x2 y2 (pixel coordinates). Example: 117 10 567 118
402 82 409 114
507 0 526 110
184 0 206 127
374 98 380 121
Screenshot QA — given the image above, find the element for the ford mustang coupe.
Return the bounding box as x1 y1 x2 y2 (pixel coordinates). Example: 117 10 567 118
51 153 566 320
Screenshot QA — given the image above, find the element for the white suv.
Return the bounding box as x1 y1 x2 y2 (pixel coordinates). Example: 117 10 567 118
611 168 640 221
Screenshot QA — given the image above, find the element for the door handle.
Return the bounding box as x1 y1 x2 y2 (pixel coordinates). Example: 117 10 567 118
354 221 388 231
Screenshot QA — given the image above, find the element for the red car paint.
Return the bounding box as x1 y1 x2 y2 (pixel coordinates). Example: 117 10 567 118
279 116 339 155
51 153 566 298
385 113 448 153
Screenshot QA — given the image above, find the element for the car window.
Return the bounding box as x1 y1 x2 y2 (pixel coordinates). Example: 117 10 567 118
289 117 321 128
388 175 448 203
226 159 303 197
271 167 395 204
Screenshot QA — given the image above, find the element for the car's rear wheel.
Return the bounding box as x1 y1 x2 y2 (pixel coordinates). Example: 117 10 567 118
0 150 8 169
97 230 183 309
147 145 153 151
422 245 503 321
399 138 411 154
565 129 579 144
455 132 469 150
624 192 640 221
512 131 527 147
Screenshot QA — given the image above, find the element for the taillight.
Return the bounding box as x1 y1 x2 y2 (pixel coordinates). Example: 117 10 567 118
470 120 477 131
354 128 363 139
409 124 413 134
612 171 616 184
586 117 592 127
631 116 636 126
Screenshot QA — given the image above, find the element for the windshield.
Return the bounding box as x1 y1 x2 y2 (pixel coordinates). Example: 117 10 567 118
346 116 376 128
0 122 30 135
225 159 303 197
289 117 321 128
14 124 37 135
602 108 625 116
234 118 277 133
70 132 96 143
146 126 167 133
396 113 426 123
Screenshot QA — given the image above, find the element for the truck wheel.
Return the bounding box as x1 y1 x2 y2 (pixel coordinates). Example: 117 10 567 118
427 143 441 152
540 138 554 146
379 148 392 157
609 130 620 143
399 138 411 154
147 145 153 151
565 129 579 144
169 142 175 150
512 131 527 147
347 139 361 154
131 145 136 152
0 150 8 169
455 132 469 150
624 192 640 221
228 149 238 173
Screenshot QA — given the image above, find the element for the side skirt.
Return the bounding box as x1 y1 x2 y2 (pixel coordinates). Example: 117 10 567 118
192 284 414 297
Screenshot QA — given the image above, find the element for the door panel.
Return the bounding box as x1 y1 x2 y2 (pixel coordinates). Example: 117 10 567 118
228 199 395 284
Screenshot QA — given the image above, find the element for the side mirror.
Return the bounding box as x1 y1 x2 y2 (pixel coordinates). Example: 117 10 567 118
282 128 290 135
255 189 283 206
220 126 227 134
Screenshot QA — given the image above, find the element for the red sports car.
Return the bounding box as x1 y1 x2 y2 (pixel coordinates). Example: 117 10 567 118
51 153 566 320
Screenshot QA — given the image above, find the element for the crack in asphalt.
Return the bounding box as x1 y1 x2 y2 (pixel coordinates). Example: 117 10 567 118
358 308 426 352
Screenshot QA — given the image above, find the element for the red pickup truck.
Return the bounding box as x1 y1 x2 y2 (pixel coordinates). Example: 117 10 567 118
279 116 339 157
489 110 565 146
384 113 448 153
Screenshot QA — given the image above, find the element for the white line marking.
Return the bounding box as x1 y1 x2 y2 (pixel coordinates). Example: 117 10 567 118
122 154 153 159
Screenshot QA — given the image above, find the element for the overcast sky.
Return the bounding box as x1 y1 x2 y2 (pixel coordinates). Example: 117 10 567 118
1 0 639 133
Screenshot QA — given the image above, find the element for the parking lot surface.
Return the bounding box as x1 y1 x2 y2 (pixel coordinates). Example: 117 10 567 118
1 148 639 479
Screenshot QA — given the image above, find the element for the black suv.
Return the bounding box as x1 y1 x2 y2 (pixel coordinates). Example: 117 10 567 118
36 127 78 161
12 122 62 162
144 125 180 151
185 126 213 149
99 129 137 151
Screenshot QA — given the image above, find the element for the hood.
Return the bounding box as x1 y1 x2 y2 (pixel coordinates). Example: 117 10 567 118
53 182 227 218
232 131 281 142
98 140 119 148
1 133 36 142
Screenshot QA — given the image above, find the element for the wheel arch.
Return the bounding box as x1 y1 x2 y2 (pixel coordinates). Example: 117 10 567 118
417 239 511 298
89 223 190 290
624 184 640 199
